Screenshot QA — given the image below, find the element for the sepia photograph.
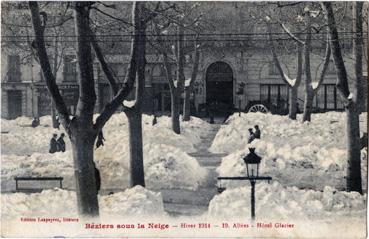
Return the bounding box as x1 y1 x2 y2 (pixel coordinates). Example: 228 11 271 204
1 1 368 238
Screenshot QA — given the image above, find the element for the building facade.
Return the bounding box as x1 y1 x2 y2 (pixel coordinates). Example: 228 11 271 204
1 2 367 119
2 46 367 120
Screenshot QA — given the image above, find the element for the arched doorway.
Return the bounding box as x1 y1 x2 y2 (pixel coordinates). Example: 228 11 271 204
206 61 234 114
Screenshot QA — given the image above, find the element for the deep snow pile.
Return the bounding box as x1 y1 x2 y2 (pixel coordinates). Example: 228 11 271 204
1 186 166 219
1 113 209 191
95 142 207 190
208 181 366 221
1 119 69 155
216 144 367 190
210 112 367 154
2 142 207 192
1 114 211 155
212 112 368 190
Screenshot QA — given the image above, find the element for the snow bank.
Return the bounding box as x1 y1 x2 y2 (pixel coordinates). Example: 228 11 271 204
1 123 69 155
1 114 211 155
216 143 367 190
2 144 207 191
154 115 213 146
208 181 366 221
1 113 209 190
211 112 367 154
1 186 166 219
95 142 207 190
213 112 368 190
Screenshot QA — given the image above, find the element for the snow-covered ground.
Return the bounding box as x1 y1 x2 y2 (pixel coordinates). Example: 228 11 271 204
2 186 166 220
212 112 368 191
208 181 366 220
1 114 209 191
1 112 367 238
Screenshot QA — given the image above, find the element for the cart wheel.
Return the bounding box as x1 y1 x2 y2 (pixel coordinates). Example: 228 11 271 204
248 104 269 113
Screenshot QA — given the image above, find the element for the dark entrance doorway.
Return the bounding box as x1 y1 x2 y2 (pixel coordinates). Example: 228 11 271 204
206 61 234 115
7 90 22 119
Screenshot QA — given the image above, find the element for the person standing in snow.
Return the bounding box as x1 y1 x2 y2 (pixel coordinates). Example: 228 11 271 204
254 125 261 139
248 128 255 144
49 134 58 154
31 117 40 128
57 133 66 152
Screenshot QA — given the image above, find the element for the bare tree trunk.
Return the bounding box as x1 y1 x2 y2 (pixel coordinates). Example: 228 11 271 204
52 39 60 128
72 2 99 216
51 101 59 128
70 128 99 216
289 42 303 120
183 39 200 121
183 85 192 121
171 89 181 134
171 25 185 134
127 112 145 186
353 2 364 112
346 1 363 193
302 89 314 122
125 3 146 186
322 2 362 193
289 86 298 119
346 103 362 193
302 13 313 122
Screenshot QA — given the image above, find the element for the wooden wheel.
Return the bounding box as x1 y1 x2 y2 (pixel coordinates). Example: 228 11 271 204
248 104 269 113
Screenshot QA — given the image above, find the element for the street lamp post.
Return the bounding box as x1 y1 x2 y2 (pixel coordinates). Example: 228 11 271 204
243 147 262 221
217 147 272 221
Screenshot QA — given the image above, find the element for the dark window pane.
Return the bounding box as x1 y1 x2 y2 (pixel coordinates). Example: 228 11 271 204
270 85 278 105
63 55 77 82
316 86 325 109
8 55 21 82
326 85 335 109
260 85 269 102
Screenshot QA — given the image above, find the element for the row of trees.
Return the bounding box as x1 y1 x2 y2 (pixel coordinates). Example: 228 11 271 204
263 2 365 193
26 1 208 216
2 1 363 216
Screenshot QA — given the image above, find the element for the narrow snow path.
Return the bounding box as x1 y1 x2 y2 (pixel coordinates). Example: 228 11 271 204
160 119 227 217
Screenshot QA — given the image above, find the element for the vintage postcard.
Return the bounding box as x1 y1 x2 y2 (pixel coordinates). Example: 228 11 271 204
1 1 368 238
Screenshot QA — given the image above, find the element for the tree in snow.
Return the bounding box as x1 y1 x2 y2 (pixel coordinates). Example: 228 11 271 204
321 2 363 193
266 20 303 120
269 3 332 122
151 3 206 131
91 2 166 187
29 1 145 216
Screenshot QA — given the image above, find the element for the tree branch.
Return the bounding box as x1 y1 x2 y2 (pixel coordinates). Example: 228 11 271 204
267 23 293 87
188 36 200 89
276 2 303 7
29 2 71 130
153 23 175 90
280 23 305 45
313 32 331 93
321 2 351 102
92 7 133 26
94 2 141 131
90 29 119 95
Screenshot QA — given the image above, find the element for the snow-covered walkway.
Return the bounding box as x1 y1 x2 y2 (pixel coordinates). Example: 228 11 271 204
161 119 226 217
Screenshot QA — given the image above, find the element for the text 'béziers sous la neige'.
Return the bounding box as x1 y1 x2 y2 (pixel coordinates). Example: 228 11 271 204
85 223 170 230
